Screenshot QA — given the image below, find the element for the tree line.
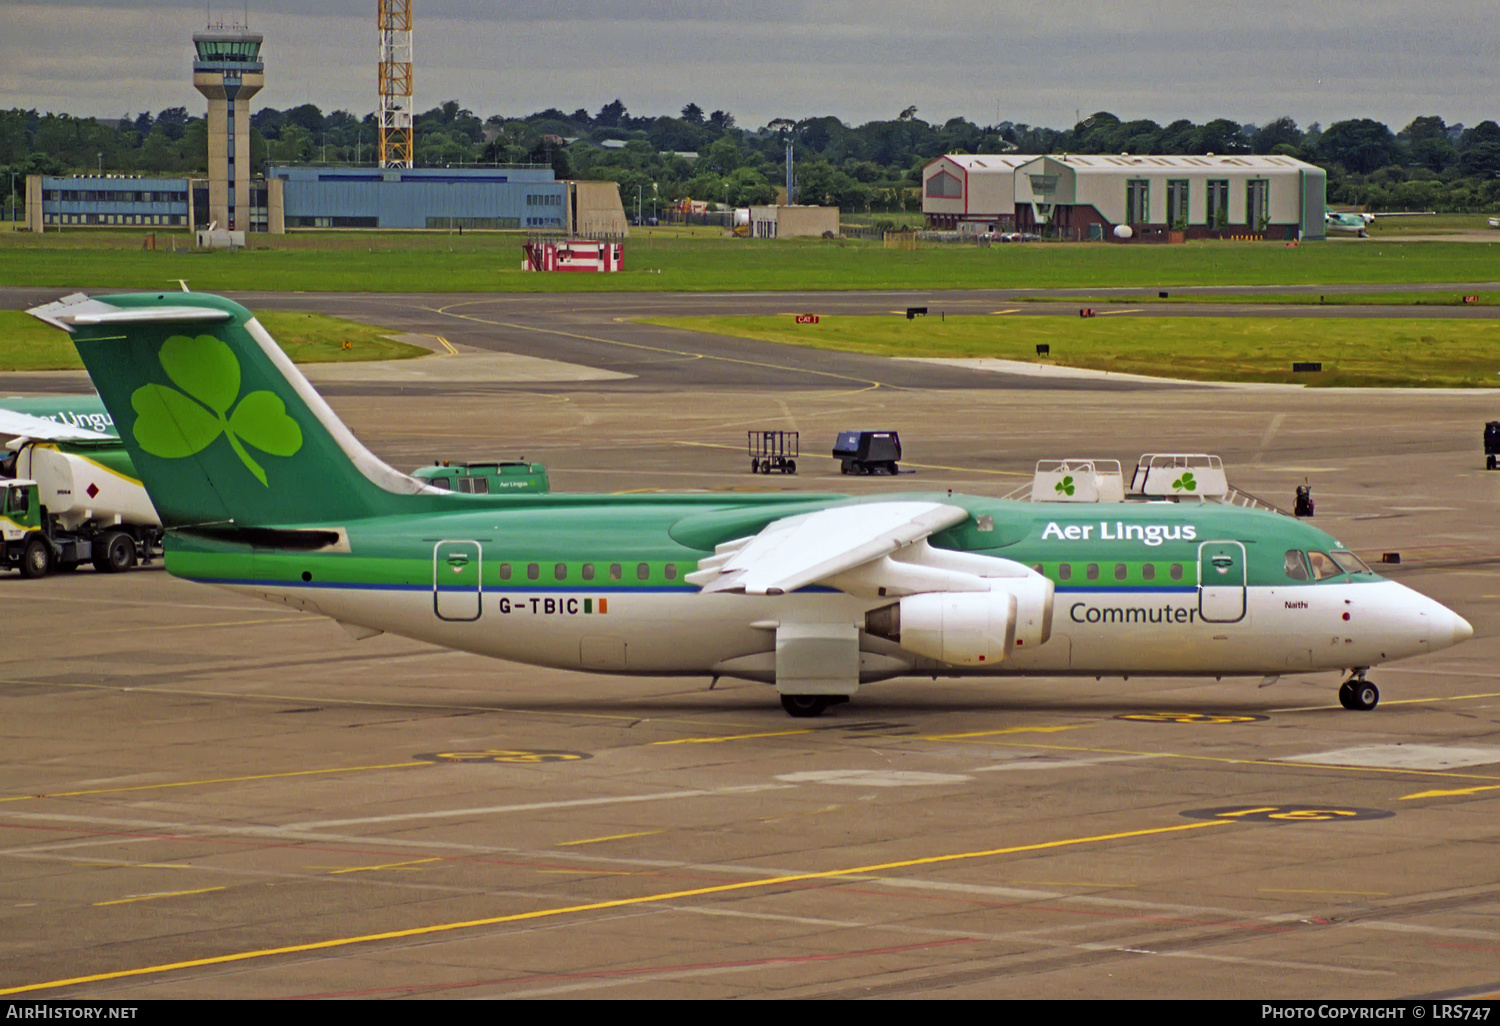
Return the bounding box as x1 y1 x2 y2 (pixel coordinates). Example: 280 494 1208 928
2 102 1497 215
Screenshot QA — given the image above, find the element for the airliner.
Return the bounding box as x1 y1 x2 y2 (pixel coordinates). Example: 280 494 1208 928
27 292 1473 717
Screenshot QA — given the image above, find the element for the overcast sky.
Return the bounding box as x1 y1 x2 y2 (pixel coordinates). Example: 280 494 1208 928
1 1 1495 131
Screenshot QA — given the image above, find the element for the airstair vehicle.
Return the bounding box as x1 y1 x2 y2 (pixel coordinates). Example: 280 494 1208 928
1009 454 1283 513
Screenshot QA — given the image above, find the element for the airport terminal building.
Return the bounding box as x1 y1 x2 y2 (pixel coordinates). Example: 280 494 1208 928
924 153 1326 241
26 166 628 236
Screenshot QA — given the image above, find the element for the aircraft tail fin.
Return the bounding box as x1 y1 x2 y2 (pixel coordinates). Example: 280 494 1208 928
28 292 430 528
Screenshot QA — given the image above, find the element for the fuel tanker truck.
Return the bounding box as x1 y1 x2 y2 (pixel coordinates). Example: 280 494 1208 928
1 437 163 577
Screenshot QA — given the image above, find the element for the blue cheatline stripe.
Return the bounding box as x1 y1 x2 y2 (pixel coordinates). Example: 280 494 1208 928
186 577 702 594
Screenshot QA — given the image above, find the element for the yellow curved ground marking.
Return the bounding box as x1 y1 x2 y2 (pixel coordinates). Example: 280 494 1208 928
556 830 666 847
1400 784 1500 800
921 725 1084 741
0 819 1229 995
0 761 428 804
94 887 226 906
327 858 441 875
652 730 813 745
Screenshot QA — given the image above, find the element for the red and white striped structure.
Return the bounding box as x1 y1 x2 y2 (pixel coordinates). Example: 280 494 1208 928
522 239 624 272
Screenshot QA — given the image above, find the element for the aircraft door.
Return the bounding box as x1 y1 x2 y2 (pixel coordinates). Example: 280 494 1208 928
1197 541 1246 623
434 540 482 621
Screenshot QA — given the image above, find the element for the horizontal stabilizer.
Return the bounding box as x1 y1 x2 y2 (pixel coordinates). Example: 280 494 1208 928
29 293 231 332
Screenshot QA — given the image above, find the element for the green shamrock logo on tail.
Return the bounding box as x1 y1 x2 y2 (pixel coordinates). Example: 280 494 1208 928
131 334 303 486
1054 475 1075 497
1172 471 1197 492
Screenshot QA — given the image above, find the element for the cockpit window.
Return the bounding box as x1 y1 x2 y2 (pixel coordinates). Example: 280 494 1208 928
1328 551 1372 576
6 486 27 514
1307 551 1342 581
1283 550 1310 581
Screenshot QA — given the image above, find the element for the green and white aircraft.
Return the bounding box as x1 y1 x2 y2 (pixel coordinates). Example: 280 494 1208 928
29 291 1473 717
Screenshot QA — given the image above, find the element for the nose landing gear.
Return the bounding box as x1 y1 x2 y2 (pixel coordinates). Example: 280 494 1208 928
1338 671 1379 711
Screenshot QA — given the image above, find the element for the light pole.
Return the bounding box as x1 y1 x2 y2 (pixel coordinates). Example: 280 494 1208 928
8 171 14 225
636 183 642 226
97 153 102 177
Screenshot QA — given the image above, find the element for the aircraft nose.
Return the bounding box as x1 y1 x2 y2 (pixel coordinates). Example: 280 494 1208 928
1451 611 1474 646
1427 600 1473 651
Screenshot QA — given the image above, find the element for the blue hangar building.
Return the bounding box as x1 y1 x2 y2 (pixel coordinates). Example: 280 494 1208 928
272 165 569 230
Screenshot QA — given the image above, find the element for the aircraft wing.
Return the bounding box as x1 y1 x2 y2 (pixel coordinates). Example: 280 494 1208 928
0 408 115 442
687 501 970 595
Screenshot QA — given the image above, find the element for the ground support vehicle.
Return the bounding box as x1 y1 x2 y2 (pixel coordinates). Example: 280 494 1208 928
1485 422 1500 470
747 431 798 475
1 439 162 577
833 430 902 475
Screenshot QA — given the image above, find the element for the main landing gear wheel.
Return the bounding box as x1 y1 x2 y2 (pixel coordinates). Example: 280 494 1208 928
780 694 832 718
1339 678 1380 711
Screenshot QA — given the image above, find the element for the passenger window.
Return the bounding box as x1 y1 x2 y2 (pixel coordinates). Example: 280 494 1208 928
1142 563 1156 581
582 563 595 581
1307 551 1341 581
1114 563 1128 581
609 563 622 581
636 562 650 581
554 563 567 581
1283 550 1310 581
1169 563 1184 581
1086 563 1100 581
527 563 539 581
1058 563 1072 581
664 563 678 581
498 563 512 581
1031 564 1043 574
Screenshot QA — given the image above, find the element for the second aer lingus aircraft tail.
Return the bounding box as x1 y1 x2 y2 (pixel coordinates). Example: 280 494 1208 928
30 291 431 528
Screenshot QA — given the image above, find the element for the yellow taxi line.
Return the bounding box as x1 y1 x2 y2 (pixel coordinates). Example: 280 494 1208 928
0 819 1230 995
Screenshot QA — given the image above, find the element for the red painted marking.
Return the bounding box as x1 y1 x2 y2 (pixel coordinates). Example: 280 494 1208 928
86 483 99 499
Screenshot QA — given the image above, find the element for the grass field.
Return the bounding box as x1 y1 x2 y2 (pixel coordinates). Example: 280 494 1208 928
641 313 1500 388
1031 291 1500 306
1362 213 1500 237
1 228 1498 293
0 310 428 371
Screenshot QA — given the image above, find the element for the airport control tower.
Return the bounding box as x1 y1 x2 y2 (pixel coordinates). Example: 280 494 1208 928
192 27 264 232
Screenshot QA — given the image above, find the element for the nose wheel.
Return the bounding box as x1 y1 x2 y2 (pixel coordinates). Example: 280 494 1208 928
780 694 832 718
1339 677 1379 711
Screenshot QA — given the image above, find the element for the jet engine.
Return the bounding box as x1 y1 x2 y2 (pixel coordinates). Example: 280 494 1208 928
865 575 1054 666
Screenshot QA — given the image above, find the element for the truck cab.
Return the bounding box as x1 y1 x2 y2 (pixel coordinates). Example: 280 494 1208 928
1 480 54 577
